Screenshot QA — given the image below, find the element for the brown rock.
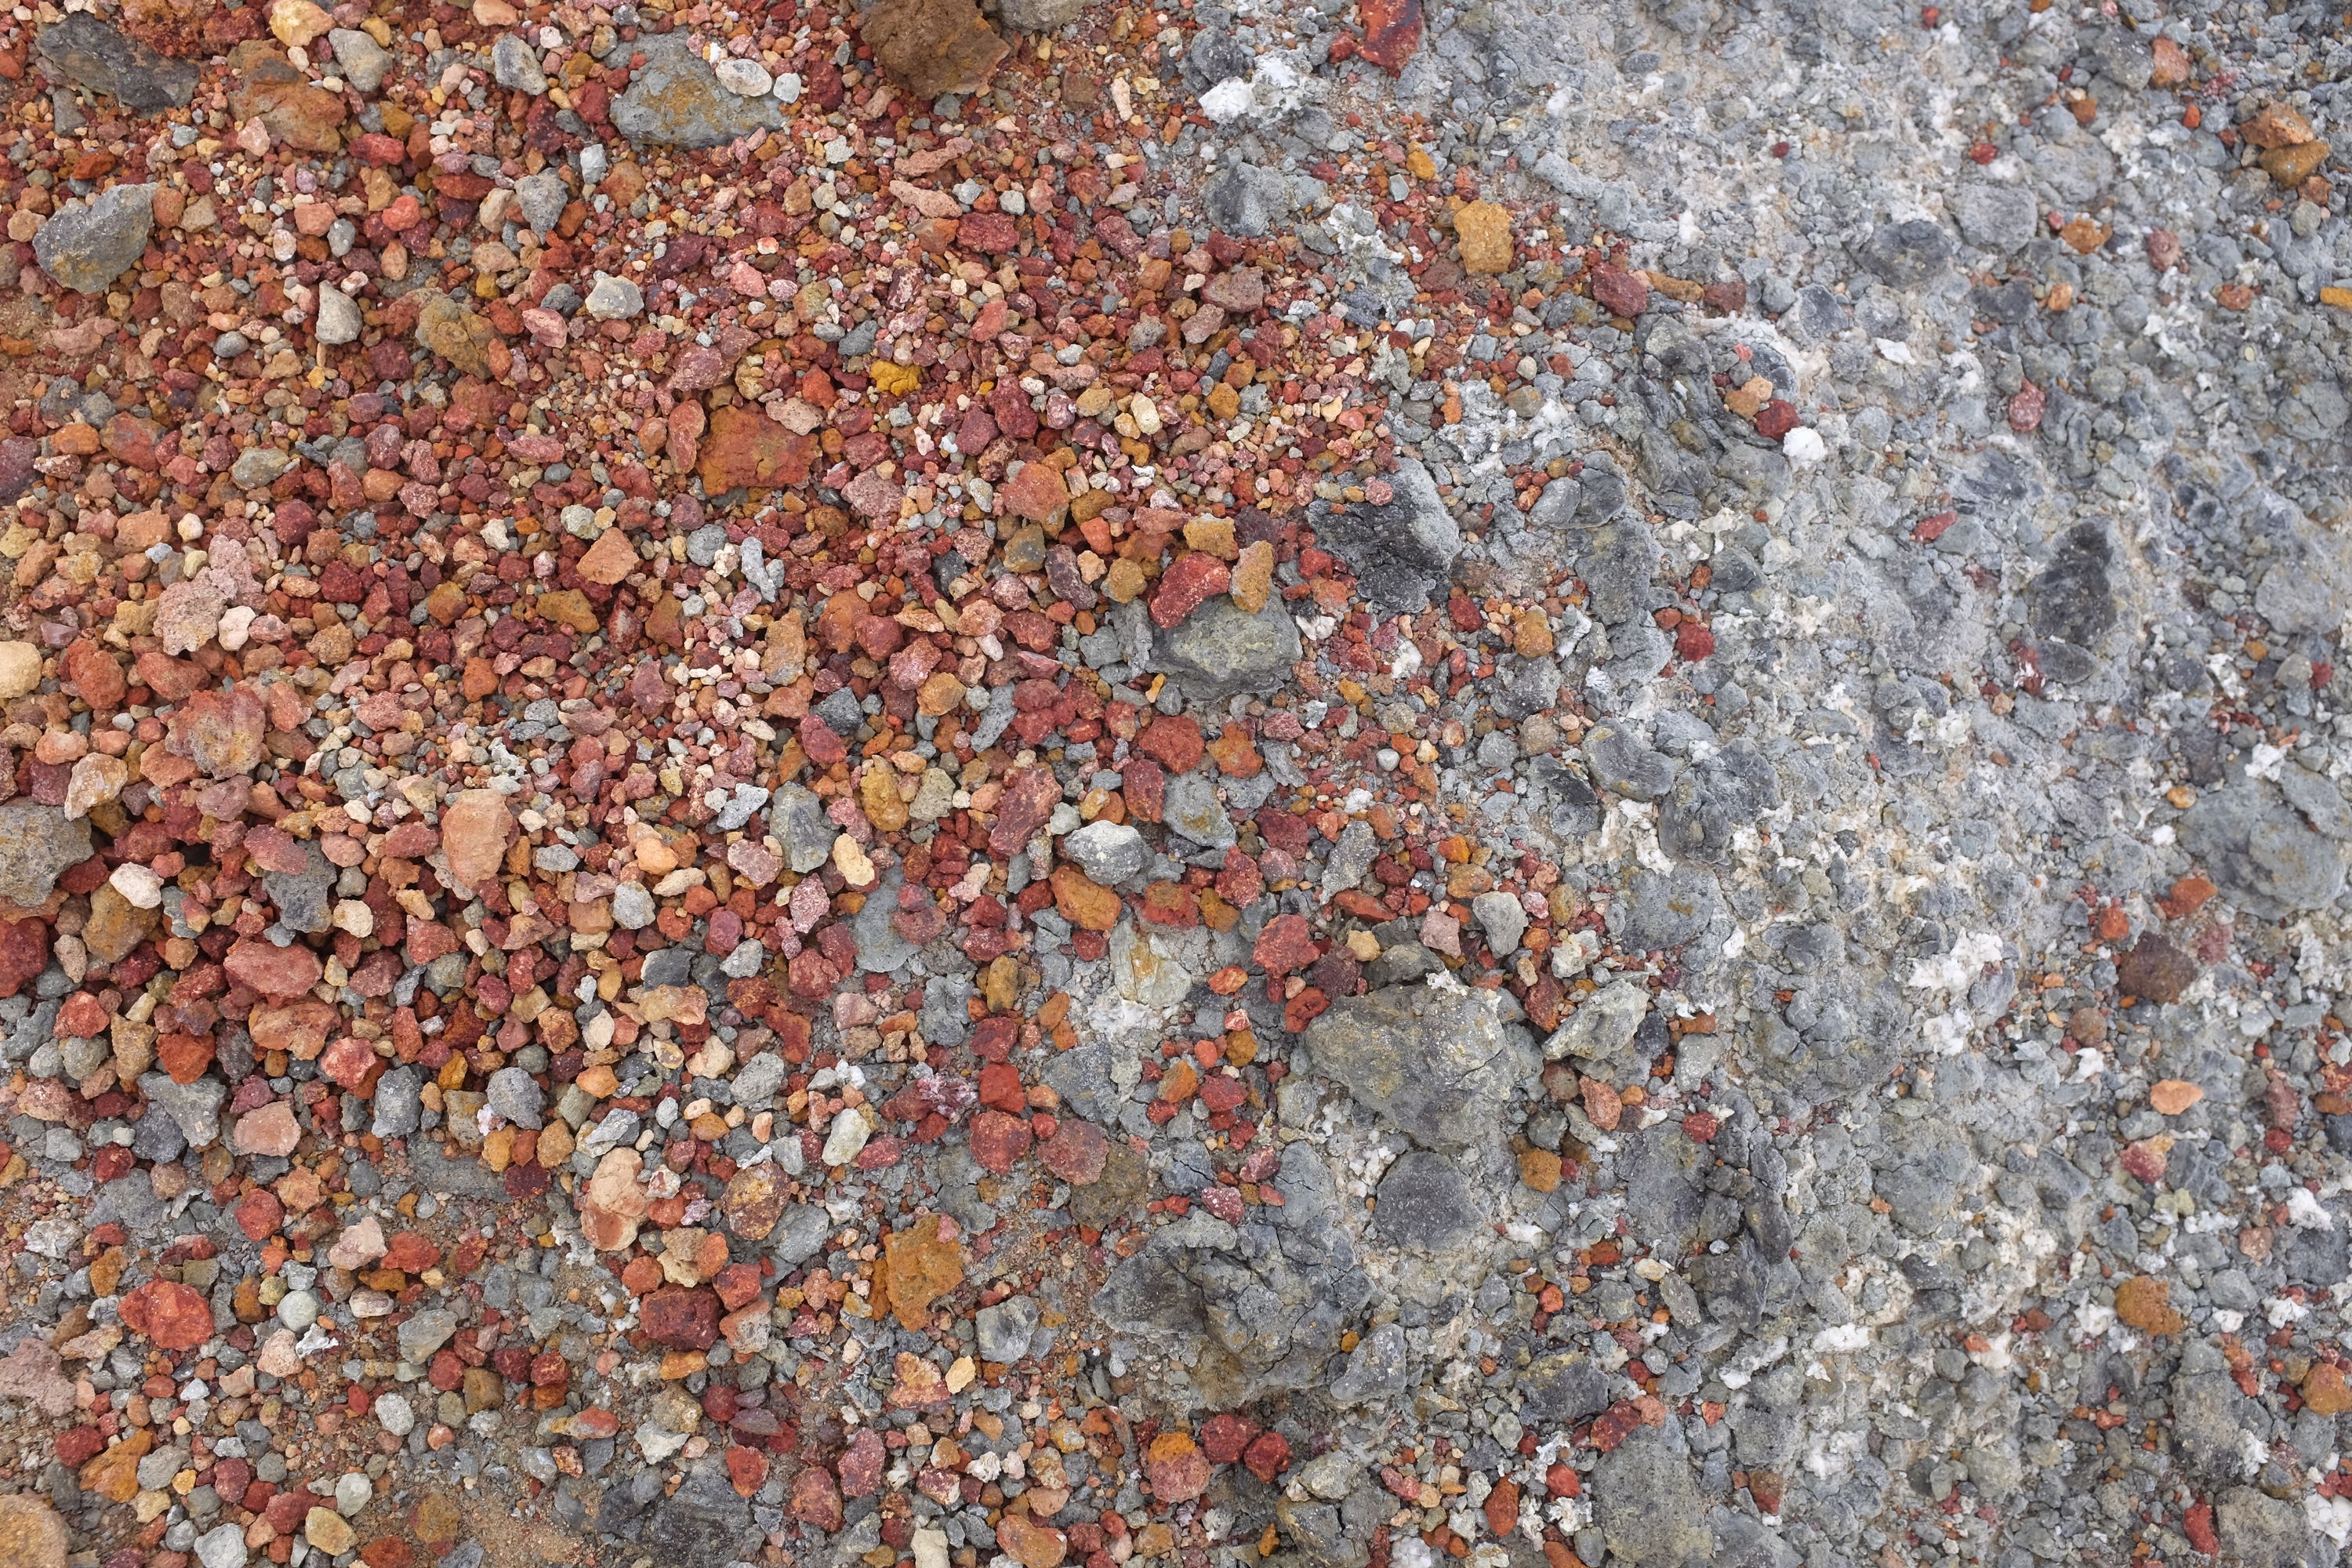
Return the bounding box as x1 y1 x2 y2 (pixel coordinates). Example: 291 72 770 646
1050 863 1123 931
0 1492 67 1568
858 0 1007 100
441 789 514 895
414 292 499 379
699 403 818 492
2238 100 2314 149
1519 1148 1563 1192
642 1287 720 1350
228 42 346 151
720 1165 786 1241
78 1432 151 1502
1230 540 1275 613
2260 140 2330 187
880 1216 964 1330
2150 1079 2205 1116
790 1465 843 1530
2115 933 2196 1004
2303 1362 2352 1416
1454 201 1512 275
2148 35 2189 88
996 1514 1068 1568
2113 1276 2184 1335
82 884 154 965
579 526 639 586
1357 0 1423 71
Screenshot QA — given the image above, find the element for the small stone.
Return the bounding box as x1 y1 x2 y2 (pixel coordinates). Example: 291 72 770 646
1472 890 1528 954
880 1217 964 1329
976 1294 1040 1362
492 34 546 93
485 1065 544 1128
1454 201 1512 274
586 273 644 320
2150 1079 2204 1115
124 1279 214 1351
0 803 93 906
327 28 391 92
32 183 155 295
713 57 773 96
304 1507 358 1556
0 644 38 701
2115 933 2196 1004
1062 820 1147 884
268 0 333 48
192 1521 249 1568
1592 264 1649 318
233 1101 302 1157
396 1308 459 1364
441 789 514 894
1000 460 1074 524
316 286 361 344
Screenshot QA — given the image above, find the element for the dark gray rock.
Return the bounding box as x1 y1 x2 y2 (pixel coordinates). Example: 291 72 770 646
1314 459 1461 612
1149 598 1302 701
31 183 154 295
36 15 197 111
1373 1151 1485 1250
1299 984 1537 1153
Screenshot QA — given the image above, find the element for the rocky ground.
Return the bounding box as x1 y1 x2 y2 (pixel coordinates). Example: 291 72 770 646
0 0 2347 1563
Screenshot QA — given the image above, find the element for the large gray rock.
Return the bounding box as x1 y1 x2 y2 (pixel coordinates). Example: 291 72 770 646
0 803 92 906
1149 598 1301 701
1592 1431 1715 1567
2182 781 2348 917
612 35 786 148
1094 1146 1369 1407
1954 183 2038 252
36 15 197 111
1300 984 1537 1153
32 183 155 295
1373 1151 1485 1250
1313 458 1461 612
2216 1486 2318 1568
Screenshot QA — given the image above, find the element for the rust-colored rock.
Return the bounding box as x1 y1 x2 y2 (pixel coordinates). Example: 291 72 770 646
1357 0 1422 71
880 1215 964 1329
2113 1276 2183 1335
699 403 818 492
122 1279 214 1350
